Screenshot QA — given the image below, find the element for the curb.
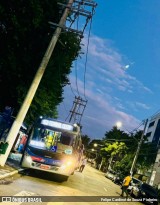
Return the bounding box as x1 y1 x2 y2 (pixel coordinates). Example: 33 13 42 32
0 168 24 180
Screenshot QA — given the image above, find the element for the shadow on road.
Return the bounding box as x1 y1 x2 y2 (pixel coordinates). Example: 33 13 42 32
19 168 68 183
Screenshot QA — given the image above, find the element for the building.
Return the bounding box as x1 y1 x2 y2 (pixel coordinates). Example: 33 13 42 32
145 113 160 187
149 149 160 188
146 113 160 145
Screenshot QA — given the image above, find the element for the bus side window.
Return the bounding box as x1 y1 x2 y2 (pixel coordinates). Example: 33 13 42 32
75 135 81 149
55 132 61 142
72 137 76 148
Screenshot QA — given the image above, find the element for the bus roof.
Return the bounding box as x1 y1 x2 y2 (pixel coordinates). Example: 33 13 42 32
38 118 80 133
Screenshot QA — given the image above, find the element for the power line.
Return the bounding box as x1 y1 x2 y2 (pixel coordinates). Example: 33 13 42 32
131 121 144 132
67 0 97 100
63 0 97 123
148 109 160 120
83 7 94 100
69 82 77 96
74 60 80 96
74 5 81 96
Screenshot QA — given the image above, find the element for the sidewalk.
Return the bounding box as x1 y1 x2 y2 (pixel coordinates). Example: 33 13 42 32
0 153 23 180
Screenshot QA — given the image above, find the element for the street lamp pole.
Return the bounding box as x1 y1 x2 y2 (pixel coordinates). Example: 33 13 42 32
93 143 103 170
130 119 148 176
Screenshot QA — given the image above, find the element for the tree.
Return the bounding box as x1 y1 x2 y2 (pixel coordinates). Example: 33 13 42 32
114 154 134 176
104 126 129 141
0 0 81 123
81 134 91 149
102 125 158 176
136 142 157 171
102 141 127 160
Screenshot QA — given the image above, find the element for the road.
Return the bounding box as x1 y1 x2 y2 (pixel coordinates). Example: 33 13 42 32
0 163 142 205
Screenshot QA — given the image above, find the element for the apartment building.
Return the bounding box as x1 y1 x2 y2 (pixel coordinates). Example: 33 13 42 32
146 113 160 144
145 113 160 186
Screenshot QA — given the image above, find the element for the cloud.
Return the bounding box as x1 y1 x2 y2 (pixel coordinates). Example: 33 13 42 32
135 102 150 110
96 88 104 94
81 89 141 138
58 34 151 139
81 34 152 94
60 78 141 138
126 101 150 111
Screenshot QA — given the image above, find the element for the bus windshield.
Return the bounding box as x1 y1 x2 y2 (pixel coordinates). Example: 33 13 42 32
28 126 75 150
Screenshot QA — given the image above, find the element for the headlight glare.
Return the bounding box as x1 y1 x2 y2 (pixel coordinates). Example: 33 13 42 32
26 156 32 164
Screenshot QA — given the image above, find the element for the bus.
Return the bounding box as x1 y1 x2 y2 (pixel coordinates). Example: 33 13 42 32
20 117 84 181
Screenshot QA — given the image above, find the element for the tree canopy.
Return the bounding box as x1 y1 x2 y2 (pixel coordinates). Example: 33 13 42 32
96 126 157 175
0 0 81 124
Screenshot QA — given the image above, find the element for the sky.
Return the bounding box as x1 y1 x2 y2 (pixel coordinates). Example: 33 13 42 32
58 0 160 139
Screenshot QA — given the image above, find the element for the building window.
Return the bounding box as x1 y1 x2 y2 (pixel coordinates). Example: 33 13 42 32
152 119 160 144
146 132 152 137
148 121 155 128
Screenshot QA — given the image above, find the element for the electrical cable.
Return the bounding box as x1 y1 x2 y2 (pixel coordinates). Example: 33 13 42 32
70 2 80 97
74 53 80 96
129 121 144 133
83 7 94 100
147 109 160 120
57 59 69 117
69 82 77 96
62 101 68 115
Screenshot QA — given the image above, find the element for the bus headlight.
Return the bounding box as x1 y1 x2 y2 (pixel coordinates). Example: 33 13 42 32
26 156 32 164
61 165 67 170
60 160 73 170
66 161 72 166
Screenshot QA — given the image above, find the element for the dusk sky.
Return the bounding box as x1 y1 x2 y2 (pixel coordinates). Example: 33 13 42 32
58 0 160 139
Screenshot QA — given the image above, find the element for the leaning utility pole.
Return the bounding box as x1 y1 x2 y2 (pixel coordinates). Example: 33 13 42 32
130 119 148 176
69 96 87 124
0 0 75 166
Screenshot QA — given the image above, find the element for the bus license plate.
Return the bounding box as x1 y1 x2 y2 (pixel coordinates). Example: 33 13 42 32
40 164 50 170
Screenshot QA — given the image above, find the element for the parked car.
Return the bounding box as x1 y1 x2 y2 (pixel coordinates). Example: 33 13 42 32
127 177 143 194
113 174 125 185
130 182 158 205
105 170 116 180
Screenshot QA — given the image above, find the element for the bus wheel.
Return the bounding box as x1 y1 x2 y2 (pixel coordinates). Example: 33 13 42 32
60 176 68 182
56 175 68 182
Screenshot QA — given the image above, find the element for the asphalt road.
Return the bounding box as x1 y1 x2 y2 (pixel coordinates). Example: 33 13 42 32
0 164 142 205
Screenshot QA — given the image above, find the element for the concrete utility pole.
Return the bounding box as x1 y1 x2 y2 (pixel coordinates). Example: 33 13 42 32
0 0 74 166
130 119 148 176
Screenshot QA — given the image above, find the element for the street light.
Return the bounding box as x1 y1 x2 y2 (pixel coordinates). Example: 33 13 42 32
116 121 139 143
94 143 103 147
93 143 104 170
116 121 122 128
